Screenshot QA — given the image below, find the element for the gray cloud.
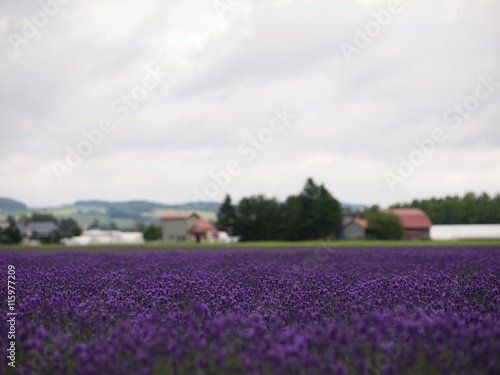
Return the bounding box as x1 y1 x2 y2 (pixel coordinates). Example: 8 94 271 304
0 0 499 208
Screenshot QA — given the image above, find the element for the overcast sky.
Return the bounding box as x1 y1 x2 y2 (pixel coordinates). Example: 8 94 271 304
0 0 499 209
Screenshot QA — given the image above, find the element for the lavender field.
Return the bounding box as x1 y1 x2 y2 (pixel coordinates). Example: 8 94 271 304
1 247 499 375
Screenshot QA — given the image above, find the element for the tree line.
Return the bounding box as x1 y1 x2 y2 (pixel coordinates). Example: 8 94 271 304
0 211 164 244
390 192 500 224
216 178 342 241
0 213 82 244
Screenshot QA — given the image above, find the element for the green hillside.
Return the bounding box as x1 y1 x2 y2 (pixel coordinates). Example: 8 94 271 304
0 199 220 228
0 197 28 211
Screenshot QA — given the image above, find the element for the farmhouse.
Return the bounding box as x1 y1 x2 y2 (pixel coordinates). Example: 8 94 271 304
17 221 58 241
341 208 433 240
342 217 368 239
161 212 217 243
388 208 433 240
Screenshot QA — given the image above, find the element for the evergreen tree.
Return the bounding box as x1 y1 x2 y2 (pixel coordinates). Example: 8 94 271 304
278 195 303 240
217 195 237 235
298 178 342 240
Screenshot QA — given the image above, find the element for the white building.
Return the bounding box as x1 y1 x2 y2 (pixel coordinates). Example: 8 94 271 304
430 224 500 240
62 229 145 245
217 231 241 243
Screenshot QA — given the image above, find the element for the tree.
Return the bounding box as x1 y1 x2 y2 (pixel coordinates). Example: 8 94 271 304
30 212 58 223
101 221 118 230
18 214 30 225
142 224 162 241
59 218 82 238
7 215 16 227
217 195 237 235
367 212 403 240
230 178 342 241
361 205 380 218
297 178 342 240
390 191 500 225
278 195 304 241
0 216 22 244
45 230 61 244
89 219 100 229
312 184 342 239
133 221 146 232
233 195 280 241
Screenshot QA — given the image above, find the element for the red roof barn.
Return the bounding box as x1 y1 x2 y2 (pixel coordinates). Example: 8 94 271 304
388 208 433 240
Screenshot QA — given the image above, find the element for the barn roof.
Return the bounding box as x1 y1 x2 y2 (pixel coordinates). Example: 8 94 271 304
161 212 199 220
17 221 59 238
188 217 217 235
342 217 367 229
388 208 432 229
353 218 368 229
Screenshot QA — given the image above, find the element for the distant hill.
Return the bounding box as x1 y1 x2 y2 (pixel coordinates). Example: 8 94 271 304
341 202 367 212
0 197 28 211
74 200 221 218
74 200 114 207
0 198 221 228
